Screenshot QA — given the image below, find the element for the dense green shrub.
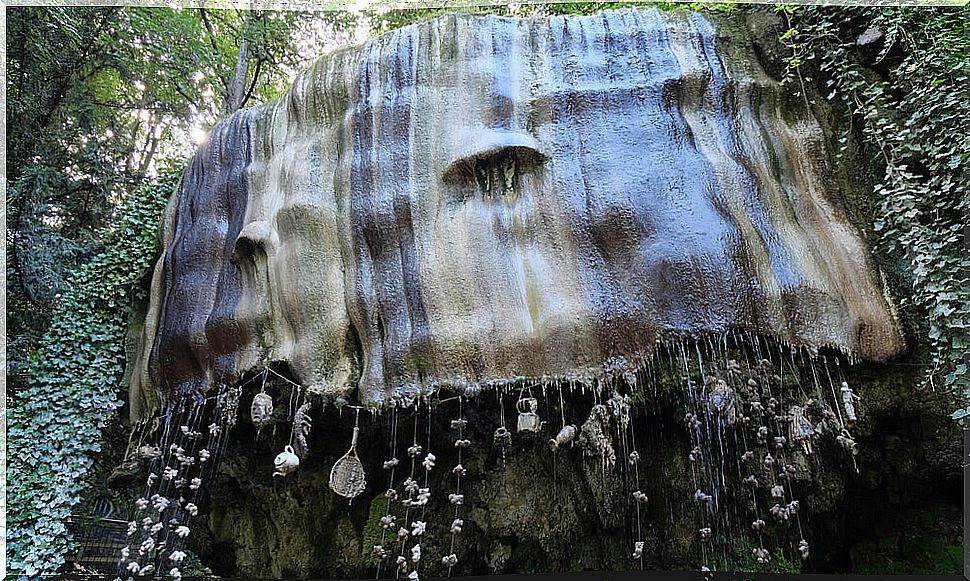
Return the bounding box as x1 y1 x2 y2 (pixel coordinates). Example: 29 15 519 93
780 5 969 414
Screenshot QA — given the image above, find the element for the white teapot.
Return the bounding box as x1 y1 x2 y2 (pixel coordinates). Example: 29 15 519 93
273 445 300 477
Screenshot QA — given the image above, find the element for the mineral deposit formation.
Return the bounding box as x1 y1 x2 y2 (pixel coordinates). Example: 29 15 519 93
129 9 904 420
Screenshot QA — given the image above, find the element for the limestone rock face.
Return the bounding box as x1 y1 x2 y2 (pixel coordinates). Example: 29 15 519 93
130 9 904 416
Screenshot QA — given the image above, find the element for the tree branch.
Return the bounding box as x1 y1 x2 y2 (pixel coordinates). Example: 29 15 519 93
240 56 263 109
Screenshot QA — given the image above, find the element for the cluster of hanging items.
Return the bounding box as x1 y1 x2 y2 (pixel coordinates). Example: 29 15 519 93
671 333 866 571
116 382 240 579
119 329 869 577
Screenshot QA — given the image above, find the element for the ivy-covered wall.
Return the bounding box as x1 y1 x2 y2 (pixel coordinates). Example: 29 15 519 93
5 173 176 577
778 5 968 410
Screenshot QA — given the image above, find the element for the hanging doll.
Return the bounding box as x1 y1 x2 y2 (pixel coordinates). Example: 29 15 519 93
840 382 861 423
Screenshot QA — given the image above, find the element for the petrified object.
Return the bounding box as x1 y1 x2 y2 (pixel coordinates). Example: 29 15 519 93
841 382 861 422
291 401 312 458
705 376 736 425
580 405 616 470
789 405 818 454
516 397 541 433
836 431 859 456
329 409 366 499
493 426 512 448
609 390 632 430
273 445 299 478
549 424 577 451
250 391 273 433
798 539 810 560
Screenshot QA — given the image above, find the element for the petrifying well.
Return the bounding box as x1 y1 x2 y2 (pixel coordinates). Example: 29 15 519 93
128 9 904 419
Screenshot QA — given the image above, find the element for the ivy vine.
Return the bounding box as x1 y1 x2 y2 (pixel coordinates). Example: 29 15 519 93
5 171 177 577
778 5 969 416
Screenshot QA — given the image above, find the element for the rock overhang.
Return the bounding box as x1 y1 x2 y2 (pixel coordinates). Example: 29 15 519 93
127 8 905 420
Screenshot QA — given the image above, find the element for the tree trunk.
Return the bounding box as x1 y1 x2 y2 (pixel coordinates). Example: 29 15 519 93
228 10 254 114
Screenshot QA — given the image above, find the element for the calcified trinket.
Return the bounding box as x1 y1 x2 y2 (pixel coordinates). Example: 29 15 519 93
250 391 273 432
329 408 366 500
549 424 577 450
273 445 299 477
516 396 541 433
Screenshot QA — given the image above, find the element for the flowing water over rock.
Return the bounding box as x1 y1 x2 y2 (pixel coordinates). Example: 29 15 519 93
129 8 903 413
118 8 931 578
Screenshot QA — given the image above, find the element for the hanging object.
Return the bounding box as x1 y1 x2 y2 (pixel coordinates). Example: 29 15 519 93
841 382 860 422
493 425 512 449
291 401 312 459
704 377 736 425
494 391 512 459
251 392 274 431
548 424 577 451
579 404 616 471
632 541 644 560
836 429 859 456
516 395 541 433
788 405 817 454
609 390 633 430
798 539 810 560
329 407 367 501
273 445 300 477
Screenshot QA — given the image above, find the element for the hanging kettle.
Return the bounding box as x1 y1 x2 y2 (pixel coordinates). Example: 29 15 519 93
516 396 541 433
549 424 577 450
273 445 300 477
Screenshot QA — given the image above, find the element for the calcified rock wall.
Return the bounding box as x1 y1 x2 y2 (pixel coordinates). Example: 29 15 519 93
129 9 903 418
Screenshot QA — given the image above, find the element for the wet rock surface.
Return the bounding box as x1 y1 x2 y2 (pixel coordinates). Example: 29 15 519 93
129 8 904 414
110 8 959 578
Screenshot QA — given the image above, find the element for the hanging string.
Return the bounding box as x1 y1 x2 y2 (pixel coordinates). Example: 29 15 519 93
287 387 303 448
396 399 421 578
445 396 465 576
822 356 847 429
376 405 399 579
629 406 644 571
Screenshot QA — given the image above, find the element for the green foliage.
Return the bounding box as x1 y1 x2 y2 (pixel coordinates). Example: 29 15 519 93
366 2 736 36
708 536 803 573
6 6 357 408
361 493 408 567
778 6 969 413
5 172 176 577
